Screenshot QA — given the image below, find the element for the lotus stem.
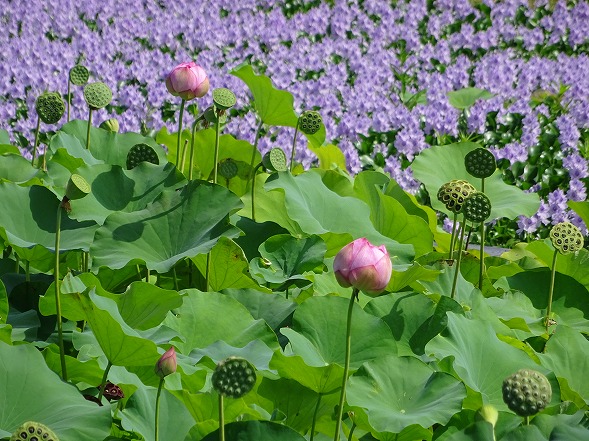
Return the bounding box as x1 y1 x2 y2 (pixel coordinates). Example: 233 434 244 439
218 393 225 441
290 119 300 172
347 421 357 441
449 212 458 260
189 120 199 181
334 287 359 441
450 216 467 299
479 222 485 291
55 202 67 381
86 108 92 150
31 116 41 167
524 416 529 426
97 360 113 402
179 139 189 173
213 109 221 184
67 80 72 122
249 119 264 182
155 377 164 441
175 99 185 168
251 163 262 222
310 393 322 441
205 253 211 292
545 249 558 332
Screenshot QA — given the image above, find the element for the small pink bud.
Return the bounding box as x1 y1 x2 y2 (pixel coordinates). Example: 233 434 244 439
165 62 210 101
155 347 177 378
333 238 392 296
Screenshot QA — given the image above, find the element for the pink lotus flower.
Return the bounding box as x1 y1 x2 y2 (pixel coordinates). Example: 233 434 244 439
333 238 392 295
155 347 177 378
165 62 209 101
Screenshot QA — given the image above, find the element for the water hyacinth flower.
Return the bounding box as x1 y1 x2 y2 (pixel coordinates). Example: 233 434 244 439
333 238 392 295
165 62 209 101
155 346 177 378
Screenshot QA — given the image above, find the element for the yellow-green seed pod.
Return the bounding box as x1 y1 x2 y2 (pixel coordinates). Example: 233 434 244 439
212 88 236 110
83 82 112 110
65 174 91 200
10 421 59 441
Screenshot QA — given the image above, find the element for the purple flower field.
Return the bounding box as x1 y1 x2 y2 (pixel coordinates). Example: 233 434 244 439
1 0 588 237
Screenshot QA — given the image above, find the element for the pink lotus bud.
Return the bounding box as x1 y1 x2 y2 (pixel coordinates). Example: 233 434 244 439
165 62 210 101
333 238 392 295
155 347 177 378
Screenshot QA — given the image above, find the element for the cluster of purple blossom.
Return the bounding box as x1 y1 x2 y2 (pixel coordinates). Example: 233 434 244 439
0 0 587 236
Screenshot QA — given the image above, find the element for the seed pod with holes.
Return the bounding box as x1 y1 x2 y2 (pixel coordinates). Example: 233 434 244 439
35 92 65 125
436 180 476 214
502 369 552 417
83 82 112 110
10 421 59 441
465 148 496 179
549 222 584 255
211 356 257 399
463 191 492 223
69 65 90 86
126 143 160 169
218 158 239 179
298 110 322 135
262 148 288 172
212 88 236 110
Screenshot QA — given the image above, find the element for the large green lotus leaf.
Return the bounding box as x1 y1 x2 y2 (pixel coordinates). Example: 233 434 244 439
443 421 495 441
49 131 102 166
568 201 589 228
500 425 547 441
188 340 275 375
281 296 397 370
539 325 589 404
270 351 343 394
42 346 103 386
0 130 9 144
71 288 160 366
532 412 589 439
389 262 441 293
60 162 185 225
224 288 295 330
447 87 494 109
163 290 278 354
0 279 6 324
59 119 167 166
549 424 589 440
231 63 298 127
249 234 326 286
0 154 39 183
90 181 243 272
0 342 111 440
10 243 55 273
192 237 262 292
309 143 346 169
201 420 307 441
120 386 195 441
264 171 414 264
0 182 98 251
347 356 466 433
411 142 540 220
425 313 553 410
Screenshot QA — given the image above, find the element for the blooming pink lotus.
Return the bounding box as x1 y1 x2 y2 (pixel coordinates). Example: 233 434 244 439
165 62 209 100
155 347 177 378
333 238 392 295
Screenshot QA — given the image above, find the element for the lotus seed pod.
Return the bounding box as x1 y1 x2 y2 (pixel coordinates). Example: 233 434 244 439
69 65 89 86
262 148 288 172
218 158 239 179
35 92 65 125
83 82 112 110
465 148 496 179
298 110 322 135
65 174 90 201
436 179 476 213
475 404 499 427
502 369 552 417
212 88 236 110
126 143 160 170
10 421 59 441
463 191 492 223
549 222 584 254
102 381 124 401
211 356 257 399
99 118 119 132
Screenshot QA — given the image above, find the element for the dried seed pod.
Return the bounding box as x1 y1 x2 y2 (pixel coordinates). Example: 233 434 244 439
35 92 65 125
218 158 239 179
262 148 288 172
436 179 476 213
211 356 257 399
212 88 236 110
502 369 551 417
465 148 496 179
298 110 322 135
549 222 584 254
102 381 124 401
126 143 160 169
83 82 112 110
10 421 59 441
463 191 492 223
69 64 90 86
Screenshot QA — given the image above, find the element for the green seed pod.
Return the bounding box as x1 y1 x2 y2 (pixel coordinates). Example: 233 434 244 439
83 82 112 110
502 369 551 417
212 88 236 110
126 143 160 170
465 148 496 179
262 148 288 172
99 118 119 132
436 179 476 214
549 222 584 255
298 110 322 135
65 174 91 201
218 158 239 179
475 404 499 427
35 92 65 125
69 65 90 86
463 191 492 223
10 421 59 441
211 356 257 399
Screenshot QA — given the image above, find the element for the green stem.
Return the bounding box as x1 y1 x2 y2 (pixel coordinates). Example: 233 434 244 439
310 393 322 441
189 120 199 181
334 288 359 441
251 164 262 222
173 267 179 291
347 422 357 441
524 415 529 426
55 202 67 381
289 120 300 172
481 177 485 194
155 377 165 441
84 251 89 272
545 250 558 332
15 253 19 274
219 393 225 441
31 116 41 167
205 253 211 292
478 222 485 291
175 99 186 168
213 110 221 184
449 212 458 260
97 360 113 402
86 108 93 150
249 119 264 182
450 217 466 300
179 139 189 173
67 80 72 122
